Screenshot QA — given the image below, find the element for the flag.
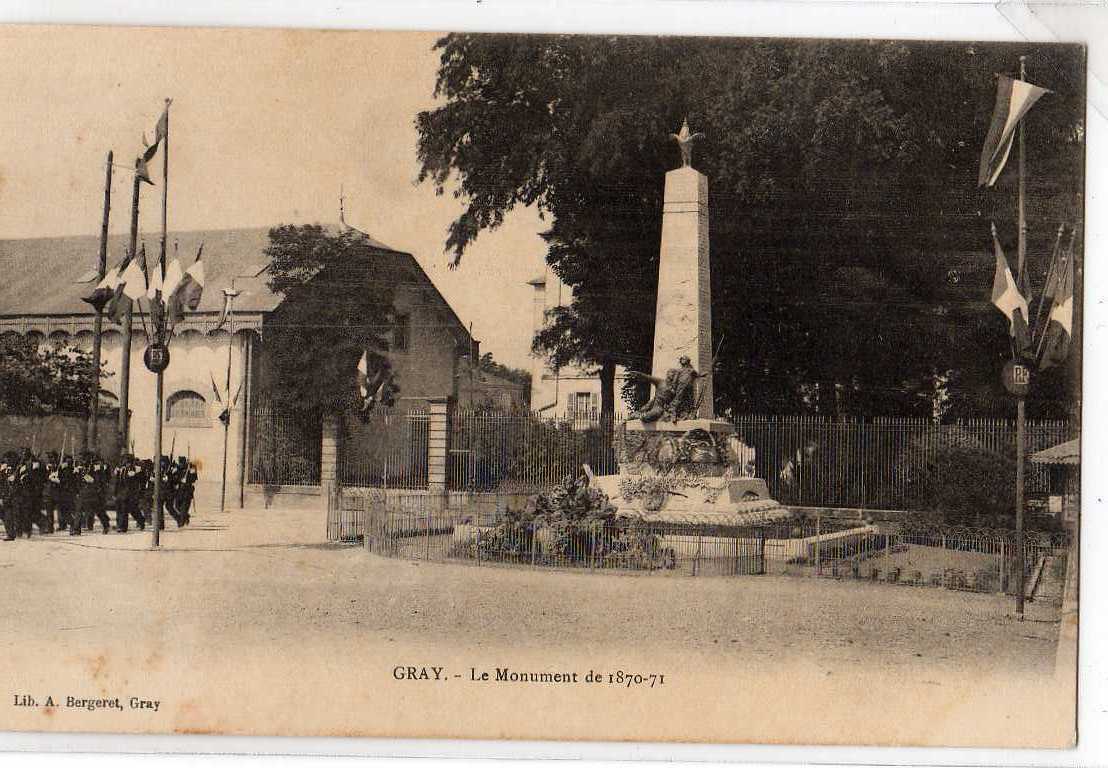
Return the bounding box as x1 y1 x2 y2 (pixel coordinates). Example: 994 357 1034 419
166 248 205 326
162 254 183 298
136 103 169 185
146 253 163 300
121 245 148 301
990 224 1031 353
356 350 369 399
978 75 1049 187
104 252 135 324
81 256 126 313
1039 251 1074 370
216 283 240 325
209 372 223 404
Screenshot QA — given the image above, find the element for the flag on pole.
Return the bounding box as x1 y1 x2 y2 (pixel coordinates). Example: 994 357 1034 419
136 103 170 185
146 251 163 300
978 75 1049 187
990 224 1031 353
81 256 127 313
356 350 370 400
215 288 239 331
1039 250 1074 370
167 247 205 326
121 244 148 301
162 254 184 299
105 252 135 324
209 371 224 404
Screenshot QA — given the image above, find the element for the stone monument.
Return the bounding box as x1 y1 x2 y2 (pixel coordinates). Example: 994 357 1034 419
592 119 789 526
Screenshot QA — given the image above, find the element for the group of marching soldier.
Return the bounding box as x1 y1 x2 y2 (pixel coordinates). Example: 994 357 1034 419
0 449 198 539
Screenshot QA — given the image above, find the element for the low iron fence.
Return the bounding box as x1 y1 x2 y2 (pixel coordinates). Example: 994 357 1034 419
326 492 1069 594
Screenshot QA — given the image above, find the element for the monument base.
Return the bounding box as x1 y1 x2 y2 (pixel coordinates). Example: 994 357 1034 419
595 418 792 526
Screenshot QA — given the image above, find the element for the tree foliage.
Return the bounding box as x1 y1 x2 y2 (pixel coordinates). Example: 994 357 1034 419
262 225 399 413
0 336 105 415
416 35 1083 419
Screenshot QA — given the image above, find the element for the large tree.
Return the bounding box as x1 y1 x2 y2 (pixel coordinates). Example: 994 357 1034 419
0 335 104 415
417 35 1083 420
262 225 399 413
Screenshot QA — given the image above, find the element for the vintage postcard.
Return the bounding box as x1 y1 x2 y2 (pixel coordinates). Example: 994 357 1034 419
0 25 1084 750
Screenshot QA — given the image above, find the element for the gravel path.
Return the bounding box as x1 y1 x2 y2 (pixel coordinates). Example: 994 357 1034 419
0 507 1071 746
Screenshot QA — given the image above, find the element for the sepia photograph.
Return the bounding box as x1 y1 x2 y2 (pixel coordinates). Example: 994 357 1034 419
0 22 1086 751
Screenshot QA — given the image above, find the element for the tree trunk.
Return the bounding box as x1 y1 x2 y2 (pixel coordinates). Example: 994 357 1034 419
599 356 616 419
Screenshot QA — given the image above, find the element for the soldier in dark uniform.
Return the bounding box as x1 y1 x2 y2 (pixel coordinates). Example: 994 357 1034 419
159 456 176 528
73 452 111 535
0 452 17 541
173 456 197 526
13 449 44 537
43 451 64 533
113 454 146 533
56 452 77 532
138 459 168 531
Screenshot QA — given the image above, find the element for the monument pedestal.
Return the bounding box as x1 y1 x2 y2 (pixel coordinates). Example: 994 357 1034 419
592 419 790 526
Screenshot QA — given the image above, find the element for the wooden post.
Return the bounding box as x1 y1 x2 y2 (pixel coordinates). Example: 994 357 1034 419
1016 397 1026 616
219 289 236 512
118 158 141 454
152 99 170 549
88 151 113 453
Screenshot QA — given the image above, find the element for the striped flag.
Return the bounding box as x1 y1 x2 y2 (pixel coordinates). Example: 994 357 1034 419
81 256 126 312
166 248 205 326
1039 251 1074 370
121 244 148 301
990 224 1030 353
978 75 1049 187
104 252 136 324
136 104 170 185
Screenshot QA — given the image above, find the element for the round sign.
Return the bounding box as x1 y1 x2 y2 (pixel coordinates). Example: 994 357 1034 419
1001 359 1032 397
143 344 171 374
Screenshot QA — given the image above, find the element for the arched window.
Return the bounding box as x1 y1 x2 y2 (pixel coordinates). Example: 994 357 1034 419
166 390 208 426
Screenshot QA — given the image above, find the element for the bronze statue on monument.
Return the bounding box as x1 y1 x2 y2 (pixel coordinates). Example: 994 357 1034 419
627 355 710 423
669 117 704 168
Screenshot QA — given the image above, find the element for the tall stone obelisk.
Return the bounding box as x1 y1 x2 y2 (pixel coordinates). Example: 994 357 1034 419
652 118 713 418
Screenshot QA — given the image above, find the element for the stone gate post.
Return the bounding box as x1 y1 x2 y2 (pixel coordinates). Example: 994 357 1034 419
427 397 452 502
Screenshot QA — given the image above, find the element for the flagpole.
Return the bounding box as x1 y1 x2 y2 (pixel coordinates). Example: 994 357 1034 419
220 286 236 513
118 157 142 457
1031 223 1066 344
152 98 170 550
88 150 113 454
1014 55 1028 619
1017 55 1028 284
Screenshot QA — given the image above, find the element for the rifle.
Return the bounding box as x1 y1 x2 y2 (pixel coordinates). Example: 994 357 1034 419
691 334 726 416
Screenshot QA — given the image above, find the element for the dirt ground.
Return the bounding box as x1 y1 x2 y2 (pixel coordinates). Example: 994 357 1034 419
0 507 1075 747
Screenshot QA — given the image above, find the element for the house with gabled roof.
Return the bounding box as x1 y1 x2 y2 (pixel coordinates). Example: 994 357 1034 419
0 223 476 511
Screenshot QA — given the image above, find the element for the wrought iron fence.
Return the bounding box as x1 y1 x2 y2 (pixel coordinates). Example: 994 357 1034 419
248 403 322 486
339 407 428 489
447 408 618 493
327 491 1069 595
732 414 1071 509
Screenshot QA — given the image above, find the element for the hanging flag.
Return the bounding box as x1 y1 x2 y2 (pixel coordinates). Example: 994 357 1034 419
121 244 148 301
214 288 239 331
978 75 1049 187
162 254 184 299
104 252 135 324
81 256 127 313
166 247 205 326
136 103 170 186
990 224 1031 353
209 372 224 404
146 252 163 300
356 350 370 400
1039 250 1074 370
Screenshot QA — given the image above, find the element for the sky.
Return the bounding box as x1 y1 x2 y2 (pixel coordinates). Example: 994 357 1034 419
0 26 547 370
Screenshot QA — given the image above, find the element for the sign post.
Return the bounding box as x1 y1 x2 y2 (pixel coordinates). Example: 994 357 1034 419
1002 358 1031 618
